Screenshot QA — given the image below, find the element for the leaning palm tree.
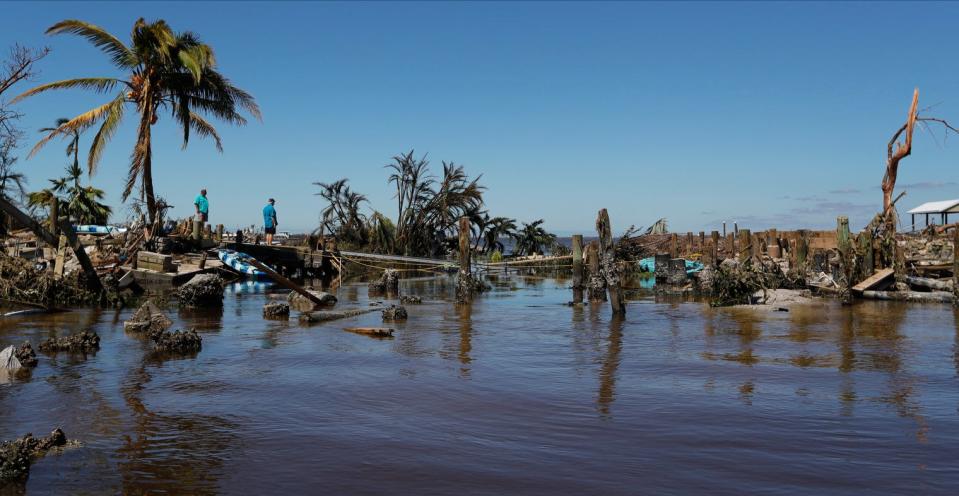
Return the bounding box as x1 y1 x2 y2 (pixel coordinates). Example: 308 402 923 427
14 18 260 226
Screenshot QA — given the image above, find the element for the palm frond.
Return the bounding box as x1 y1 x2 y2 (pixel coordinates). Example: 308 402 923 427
87 92 127 174
46 20 136 67
186 112 222 151
29 99 121 158
12 77 124 103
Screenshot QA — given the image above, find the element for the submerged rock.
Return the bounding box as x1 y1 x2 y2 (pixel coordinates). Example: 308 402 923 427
0 345 22 370
150 328 202 354
399 295 422 305
263 302 290 319
14 342 37 367
288 290 337 312
38 331 100 354
176 274 225 307
0 428 68 484
381 305 408 321
124 300 174 334
368 269 399 294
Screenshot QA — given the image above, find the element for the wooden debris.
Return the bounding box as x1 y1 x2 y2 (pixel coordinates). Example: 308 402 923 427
851 268 895 293
861 290 954 303
344 327 394 338
298 307 380 324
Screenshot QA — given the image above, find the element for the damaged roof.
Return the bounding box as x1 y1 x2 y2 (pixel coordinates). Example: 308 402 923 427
907 199 959 214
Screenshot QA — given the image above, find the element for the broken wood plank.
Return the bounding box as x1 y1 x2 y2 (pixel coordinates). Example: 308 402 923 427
344 327 394 338
242 254 326 306
53 234 67 280
852 268 895 293
298 307 380 324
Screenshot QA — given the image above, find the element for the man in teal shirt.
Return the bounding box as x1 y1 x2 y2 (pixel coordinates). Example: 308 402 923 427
263 198 277 245
194 189 209 223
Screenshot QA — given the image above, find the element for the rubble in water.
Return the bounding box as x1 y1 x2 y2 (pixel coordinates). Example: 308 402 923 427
400 295 422 304
175 274 225 307
381 305 408 321
0 429 68 484
263 302 290 319
38 331 100 353
14 342 37 367
369 269 399 294
288 290 337 312
0 252 101 307
150 328 202 354
124 300 174 334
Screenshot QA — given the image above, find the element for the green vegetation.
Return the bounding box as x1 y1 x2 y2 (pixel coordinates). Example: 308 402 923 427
14 18 260 226
317 150 559 259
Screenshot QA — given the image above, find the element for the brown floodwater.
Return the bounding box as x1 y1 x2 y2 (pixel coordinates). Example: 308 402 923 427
2 274 959 494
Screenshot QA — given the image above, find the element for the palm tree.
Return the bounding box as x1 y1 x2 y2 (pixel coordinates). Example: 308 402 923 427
0 139 26 203
515 219 556 256
28 162 111 225
14 18 260 226
314 178 369 248
483 216 518 254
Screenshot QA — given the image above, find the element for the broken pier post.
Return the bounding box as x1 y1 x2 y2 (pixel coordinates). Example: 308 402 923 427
587 240 606 301
572 234 584 303
455 216 475 303
597 208 625 315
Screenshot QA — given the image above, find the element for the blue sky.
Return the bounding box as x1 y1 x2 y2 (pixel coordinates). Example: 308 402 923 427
3 1 959 234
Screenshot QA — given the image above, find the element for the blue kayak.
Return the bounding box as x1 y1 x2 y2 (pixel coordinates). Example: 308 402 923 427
74 225 128 235
218 249 267 277
638 256 704 274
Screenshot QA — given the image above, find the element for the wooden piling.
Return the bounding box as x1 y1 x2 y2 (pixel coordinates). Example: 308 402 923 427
725 232 734 258
572 234 584 303
670 233 678 258
837 216 852 302
216 224 224 243
597 209 625 315
954 228 959 306
797 230 809 272
860 228 874 276
49 197 59 237
699 231 705 252
459 216 470 274
738 228 751 262
192 217 201 241
587 241 606 301
686 232 693 255
709 235 718 266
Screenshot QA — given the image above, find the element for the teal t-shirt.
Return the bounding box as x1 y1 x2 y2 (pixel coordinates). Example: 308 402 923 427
194 194 209 214
263 204 276 228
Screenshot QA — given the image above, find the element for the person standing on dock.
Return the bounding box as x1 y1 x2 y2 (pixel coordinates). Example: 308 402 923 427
194 189 209 223
263 198 278 245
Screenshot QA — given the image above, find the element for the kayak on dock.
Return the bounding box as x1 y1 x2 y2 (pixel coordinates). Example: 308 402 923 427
218 249 267 277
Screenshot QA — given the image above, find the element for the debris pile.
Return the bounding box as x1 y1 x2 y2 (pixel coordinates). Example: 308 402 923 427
175 274 224 306
399 295 422 305
0 252 100 307
262 302 290 319
124 300 173 334
368 269 399 294
150 328 202 354
38 331 100 353
0 428 68 484
381 305 408 321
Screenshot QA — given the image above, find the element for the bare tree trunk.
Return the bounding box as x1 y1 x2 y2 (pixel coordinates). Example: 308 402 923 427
882 88 919 214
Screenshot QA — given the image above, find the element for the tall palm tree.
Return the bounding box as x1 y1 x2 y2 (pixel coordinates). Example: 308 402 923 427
14 18 260 225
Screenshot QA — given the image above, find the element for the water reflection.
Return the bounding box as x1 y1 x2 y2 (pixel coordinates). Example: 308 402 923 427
456 303 472 378
597 314 624 417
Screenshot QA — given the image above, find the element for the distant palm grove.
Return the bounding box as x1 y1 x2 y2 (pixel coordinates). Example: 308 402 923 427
316 150 560 259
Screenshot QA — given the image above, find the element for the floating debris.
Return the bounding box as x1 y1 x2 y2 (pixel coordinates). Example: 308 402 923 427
298 306 381 324
381 305 408 321
399 295 422 305
175 274 225 307
262 302 290 319
0 428 68 484
38 331 100 353
344 327 394 338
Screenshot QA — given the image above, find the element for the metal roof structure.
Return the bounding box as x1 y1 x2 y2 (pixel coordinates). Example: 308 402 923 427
906 199 959 215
